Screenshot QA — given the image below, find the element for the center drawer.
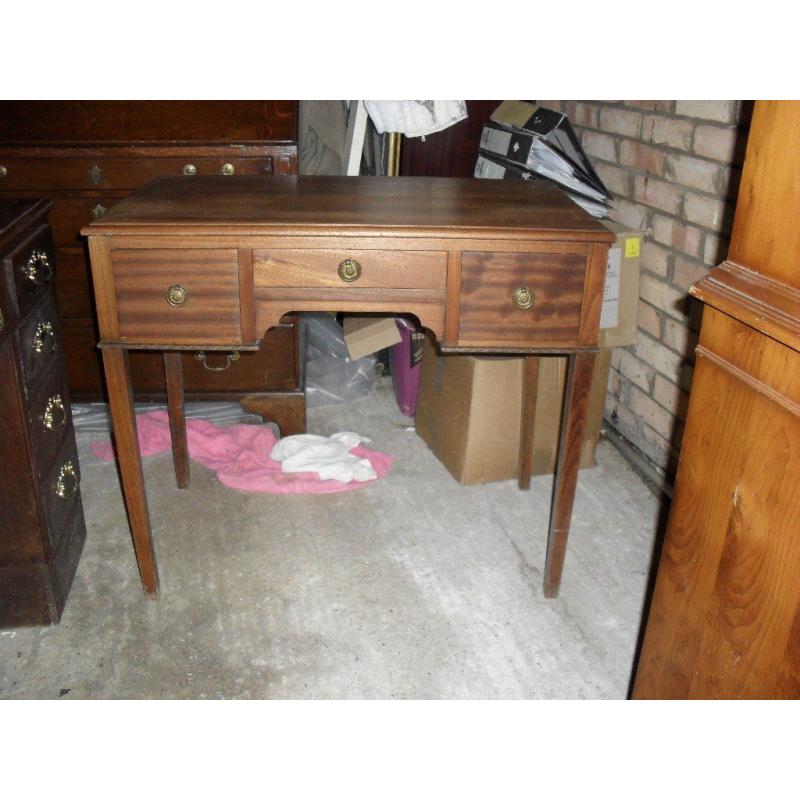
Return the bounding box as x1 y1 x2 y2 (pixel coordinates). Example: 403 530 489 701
112 248 242 344
253 249 447 291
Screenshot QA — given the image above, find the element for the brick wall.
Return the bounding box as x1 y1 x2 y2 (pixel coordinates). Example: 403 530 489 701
538 100 752 479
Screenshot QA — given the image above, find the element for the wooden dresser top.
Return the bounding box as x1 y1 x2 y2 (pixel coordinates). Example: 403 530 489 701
82 176 616 242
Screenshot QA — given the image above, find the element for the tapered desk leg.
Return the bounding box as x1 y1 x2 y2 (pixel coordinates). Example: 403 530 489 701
543 351 596 598
164 352 189 489
102 347 159 597
518 356 540 490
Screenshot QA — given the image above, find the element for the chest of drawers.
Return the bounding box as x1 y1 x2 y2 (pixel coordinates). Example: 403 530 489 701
0 199 87 627
0 101 305 436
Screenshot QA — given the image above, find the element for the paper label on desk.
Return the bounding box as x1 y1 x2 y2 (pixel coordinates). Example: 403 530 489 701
600 247 622 329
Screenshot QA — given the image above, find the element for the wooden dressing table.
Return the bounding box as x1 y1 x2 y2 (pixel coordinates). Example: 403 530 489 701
82 176 613 599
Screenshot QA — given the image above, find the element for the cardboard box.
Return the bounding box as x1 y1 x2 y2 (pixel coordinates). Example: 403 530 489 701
415 336 612 485
343 315 401 360
598 221 645 349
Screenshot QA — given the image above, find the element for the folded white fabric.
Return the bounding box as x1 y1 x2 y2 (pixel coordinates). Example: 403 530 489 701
364 100 467 138
269 432 377 483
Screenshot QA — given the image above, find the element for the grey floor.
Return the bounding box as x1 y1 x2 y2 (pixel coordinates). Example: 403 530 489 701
0 378 661 699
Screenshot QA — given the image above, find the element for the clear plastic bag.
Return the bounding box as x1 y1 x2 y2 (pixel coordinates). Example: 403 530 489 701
301 313 377 407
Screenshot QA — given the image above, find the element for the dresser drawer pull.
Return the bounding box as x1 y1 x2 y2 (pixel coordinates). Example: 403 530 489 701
165 284 188 307
0 308 5 331
43 394 68 432
92 204 108 220
89 164 104 186
55 461 79 499
337 258 362 283
512 286 535 310
194 351 240 372
183 164 197 176
0 165 6 179
33 321 58 354
220 163 235 176
23 250 53 286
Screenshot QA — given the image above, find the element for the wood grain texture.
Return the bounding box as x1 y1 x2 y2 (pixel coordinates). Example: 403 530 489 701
517 356 540 490
83 176 617 242
253 248 447 290
101 347 158 596
544 351 596 598
728 101 800 290
112 248 242 344
444 250 462 345
578 242 610 346
633 310 800 698
164 352 189 489
458 251 586 347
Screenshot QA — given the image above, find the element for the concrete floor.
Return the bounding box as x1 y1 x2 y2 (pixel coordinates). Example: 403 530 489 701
0 378 661 699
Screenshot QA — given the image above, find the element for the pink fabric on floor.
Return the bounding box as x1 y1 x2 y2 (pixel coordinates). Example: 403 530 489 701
90 410 393 494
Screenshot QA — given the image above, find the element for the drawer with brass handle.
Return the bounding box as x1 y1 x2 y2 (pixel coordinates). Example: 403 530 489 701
458 250 588 347
18 291 62 394
40 434 83 552
112 248 242 344
28 366 74 478
8 224 55 314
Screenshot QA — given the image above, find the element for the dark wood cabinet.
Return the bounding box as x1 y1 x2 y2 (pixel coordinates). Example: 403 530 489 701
0 199 87 627
0 101 305 435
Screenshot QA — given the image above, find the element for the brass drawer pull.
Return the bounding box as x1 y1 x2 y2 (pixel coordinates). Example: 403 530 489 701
512 286 535 310
23 250 53 286
338 258 362 282
33 321 58 354
55 461 79 499
220 163 235 176
183 164 197 176
194 351 240 372
0 165 6 179
43 394 67 431
166 284 188 307
92 204 108 220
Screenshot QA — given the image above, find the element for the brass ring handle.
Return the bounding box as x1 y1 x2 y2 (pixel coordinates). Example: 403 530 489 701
512 286 535 310
220 163 235 176
43 394 67 432
183 164 197 176
55 461 79 500
0 165 7 179
194 351 240 372
33 321 58 355
166 284 188 307
337 258 362 283
23 250 53 286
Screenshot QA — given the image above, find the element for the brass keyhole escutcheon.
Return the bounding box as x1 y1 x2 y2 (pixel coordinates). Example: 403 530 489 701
166 284 188 307
338 258 362 283
55 461 79 499
43 395 67 431
512 286 534 310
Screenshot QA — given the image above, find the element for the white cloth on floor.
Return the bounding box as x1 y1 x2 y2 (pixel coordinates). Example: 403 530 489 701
364 101 467 138
269 432 377 483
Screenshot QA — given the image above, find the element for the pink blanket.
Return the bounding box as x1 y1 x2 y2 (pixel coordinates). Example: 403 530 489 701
90 410 393 494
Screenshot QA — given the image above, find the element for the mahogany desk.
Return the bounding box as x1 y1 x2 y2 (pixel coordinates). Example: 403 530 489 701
82 176 614 599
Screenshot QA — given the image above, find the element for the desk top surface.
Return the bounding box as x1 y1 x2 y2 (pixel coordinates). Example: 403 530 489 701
83 176 614 242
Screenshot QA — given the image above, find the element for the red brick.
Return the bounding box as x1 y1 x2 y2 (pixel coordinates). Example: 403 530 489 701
693 124 740 162
566 101 598 128
663 316 697 355
629 385 674 439
634 176 682 214
640 425 676 469
581 130 617 162
595 162 631 198
537 100 564 112
636 329 684 377
641 242 671 278
625 101 674 112
600 107 642 138
640 275 687 321
642 115 694 150
637 300 661 338
610 199 648 230
665 153 722 194
675 100 737 124
703 233 727 265
672 257 708 292
651 215 701 256
617 349 653 391
620 140 664 175
653 375 690 420
684 192 729 232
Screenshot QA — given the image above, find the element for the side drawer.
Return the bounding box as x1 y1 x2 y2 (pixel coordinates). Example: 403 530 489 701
41 432 83 553
17 290 63 397
253 248 447 291
27 364 74 479
458 250 588 347
112 248 242 344
6 224 56 317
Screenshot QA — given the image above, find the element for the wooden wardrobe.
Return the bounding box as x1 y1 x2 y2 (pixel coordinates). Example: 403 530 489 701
632 101 800 699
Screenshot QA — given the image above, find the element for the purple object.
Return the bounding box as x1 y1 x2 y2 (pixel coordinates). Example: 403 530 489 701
390 318 424 416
